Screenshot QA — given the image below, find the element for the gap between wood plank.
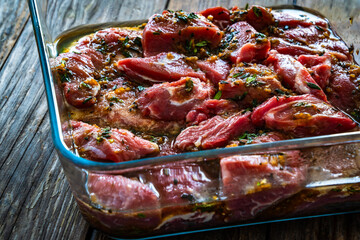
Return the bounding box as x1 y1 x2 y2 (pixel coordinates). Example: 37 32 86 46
0 17 29 72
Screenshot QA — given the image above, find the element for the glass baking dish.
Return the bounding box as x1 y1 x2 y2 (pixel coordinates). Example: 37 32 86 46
29 0 360 239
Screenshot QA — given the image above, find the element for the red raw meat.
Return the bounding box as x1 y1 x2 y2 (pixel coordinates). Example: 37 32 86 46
142 11 223 57
251 94 356 137
219 63 288 107
220 151 307 219
197 58 230 85
69 121 159 162
198 6 231 29
266 51 327 101
137 77 214 121
117 52 206 83
186 99 239 125
175 111 253 150
145 162 213 206
85 173 161 232
88 173 159 210
298 54 331 89
228 21 271 63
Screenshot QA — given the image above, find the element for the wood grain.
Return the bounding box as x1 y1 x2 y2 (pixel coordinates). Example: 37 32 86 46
0 0 29 70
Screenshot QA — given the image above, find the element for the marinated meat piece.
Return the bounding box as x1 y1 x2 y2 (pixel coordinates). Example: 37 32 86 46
186 99 239 125
229 5 275 31
244 5 275 31
88 173 159 210
220 152 307 220
269 37 319 56
68 121 159 162
251 94 356 137
298 54 331 89
198 6 231 30
327 63 360 116
266 51 327 101
142 11 223 57
269 14 351 60
71 79 185 135
53 52 101 108
175 112 253 151
143 163 214 206
117 52 206 83
86 173 161 231
219 63 290 107
272 11 328 28
197 58 231 85
76 28 143 60
226 21 270 63
137 77 214 121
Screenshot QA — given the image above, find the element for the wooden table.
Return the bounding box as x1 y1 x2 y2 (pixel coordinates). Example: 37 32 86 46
1 0 360 239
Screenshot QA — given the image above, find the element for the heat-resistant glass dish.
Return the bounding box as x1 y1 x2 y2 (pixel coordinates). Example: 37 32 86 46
29 0 360 239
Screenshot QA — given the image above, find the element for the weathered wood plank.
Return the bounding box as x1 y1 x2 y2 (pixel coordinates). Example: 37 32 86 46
0 0 29 70
0 20 88 239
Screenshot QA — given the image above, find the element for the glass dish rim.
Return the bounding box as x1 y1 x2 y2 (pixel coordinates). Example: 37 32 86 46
28 0 360 173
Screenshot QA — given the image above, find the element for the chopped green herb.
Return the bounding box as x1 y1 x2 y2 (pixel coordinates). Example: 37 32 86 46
307 82 321 90
188 12 199 19
214 91 222 100
122 36 129 47
275 88 285 95
134 37 142 46
232 72 243 78
192 202 217 212
175 12 188 23
173 178 178 185
220 80 229 84
83 97 93 104
80 82 91 89
137 86 145 91
60 72 71 83
245 74 257 86
347 187 360 193
153 29 162 35
252 6 262 18
239 132 258 144
137 213 146 218
121 50 132 58
195 41 208 47
330 188 341 192
245 3 249 10
185 79 194 92
315 25 325 32
238 91 248 101
109 96 123 103
181 193 195 202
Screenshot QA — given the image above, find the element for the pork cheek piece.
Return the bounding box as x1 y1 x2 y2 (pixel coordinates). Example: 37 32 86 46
266 51 327 101
251 94 356 137
175 111 254 151
142 11 223 57
220 151 307 219
137 77 214 121
227 21 271 63
69 121 159 162
117 52 206 83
